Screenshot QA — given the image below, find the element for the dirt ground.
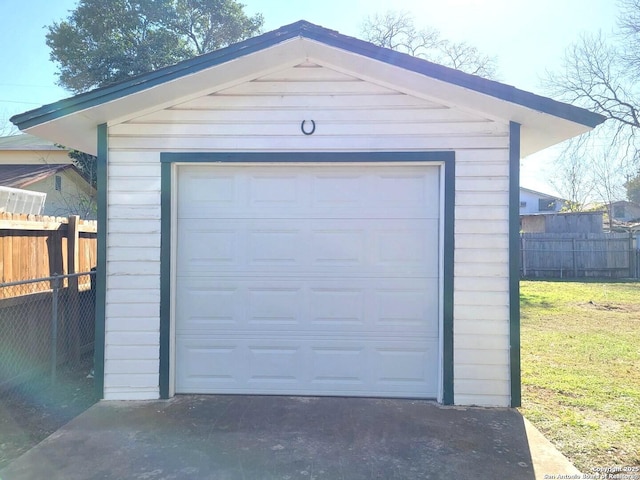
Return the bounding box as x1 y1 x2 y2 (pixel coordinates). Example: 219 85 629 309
0 355 97 469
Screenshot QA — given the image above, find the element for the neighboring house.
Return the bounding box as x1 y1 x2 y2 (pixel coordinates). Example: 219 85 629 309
610 200 640 222
11 21 605 407
0 186 46 215
0 134 93 218
520 211 603 233
0 164 96 219
519 187 566 214
0 133 71 165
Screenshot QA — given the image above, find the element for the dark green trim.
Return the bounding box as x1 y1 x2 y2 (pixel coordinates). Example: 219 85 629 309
159 151 455 403
509 122 522 408
159 162 172 399
11 21 605 131
442 156 455 405
161 151 455 164
93 124 107 399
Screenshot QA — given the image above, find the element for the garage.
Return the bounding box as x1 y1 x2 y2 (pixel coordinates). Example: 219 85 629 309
174 163 442 398
13 20 605 406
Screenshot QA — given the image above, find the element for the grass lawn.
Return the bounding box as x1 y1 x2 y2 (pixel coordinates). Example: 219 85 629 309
519 280 640 473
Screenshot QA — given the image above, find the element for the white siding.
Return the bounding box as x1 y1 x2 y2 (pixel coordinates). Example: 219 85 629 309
104 151 161 399
454 150 510 406
104 63 512 406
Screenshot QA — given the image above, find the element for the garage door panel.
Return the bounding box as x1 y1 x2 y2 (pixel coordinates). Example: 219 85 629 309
177 342 239 385
248 230 302 265
176 336 438 397
247 346 300 383
310 288 364 326
177 286 241 328
178 166 440 220
249 174 300 206
176 277 438 336
179 206 438 219
176 164 441 398
177 218 439 275
184 174 237 205
376 228 433 268
310 347 366 385
375 289 436 329
247 287 302 325
178 229 240 267
374 345 439 387
373 173 439 207
311 228 366 266
312 174 365 206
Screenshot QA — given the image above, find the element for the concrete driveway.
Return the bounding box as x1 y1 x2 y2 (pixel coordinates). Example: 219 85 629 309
0 395 580 480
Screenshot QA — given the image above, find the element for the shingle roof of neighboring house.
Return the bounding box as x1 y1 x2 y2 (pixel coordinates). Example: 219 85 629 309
0 164 84 189
10 20 606 157
0 133 65 151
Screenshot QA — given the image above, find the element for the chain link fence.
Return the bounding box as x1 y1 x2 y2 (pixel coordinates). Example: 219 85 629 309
0 271 96 391
0 271 98 467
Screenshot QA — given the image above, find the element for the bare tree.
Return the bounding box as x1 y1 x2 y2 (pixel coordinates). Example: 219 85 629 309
548 140 594 212
619 0 640 76
549 129 629 223
361 11 498 79
0 112 19 137
50 189 97 219
545 0 640 192
591 145 627 229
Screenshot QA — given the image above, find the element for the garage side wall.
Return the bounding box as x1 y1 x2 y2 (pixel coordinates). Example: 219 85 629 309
105 151 162 400
103 64 511 406
454 149 511 406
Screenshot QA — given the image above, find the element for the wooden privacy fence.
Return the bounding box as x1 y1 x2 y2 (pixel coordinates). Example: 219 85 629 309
0 214 97 389
521 232 638 279
0 212 97 295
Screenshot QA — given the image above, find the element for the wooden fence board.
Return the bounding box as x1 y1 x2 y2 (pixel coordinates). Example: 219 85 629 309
521 232 637 279
0 213 97 297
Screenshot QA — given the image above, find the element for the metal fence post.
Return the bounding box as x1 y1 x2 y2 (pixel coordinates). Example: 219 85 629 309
629 232 636 279
51 273 60 384
572 237 578 278
521 235 527 277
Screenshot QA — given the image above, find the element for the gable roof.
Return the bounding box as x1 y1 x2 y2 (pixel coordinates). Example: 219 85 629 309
11 20 606 156
0 164 90 190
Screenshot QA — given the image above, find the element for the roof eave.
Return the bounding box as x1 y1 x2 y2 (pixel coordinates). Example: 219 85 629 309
12 20 606 156
12 20 605 132
11 23 308 131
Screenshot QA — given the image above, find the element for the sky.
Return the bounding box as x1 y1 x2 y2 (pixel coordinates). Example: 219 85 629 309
0 0 619 193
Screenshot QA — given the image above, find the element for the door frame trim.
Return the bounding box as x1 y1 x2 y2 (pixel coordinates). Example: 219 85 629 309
159 151 455 403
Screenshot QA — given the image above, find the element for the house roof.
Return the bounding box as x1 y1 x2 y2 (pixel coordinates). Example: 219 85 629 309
0 133 65 151
519 186 565 201
0 164 88 189
11 20 606 156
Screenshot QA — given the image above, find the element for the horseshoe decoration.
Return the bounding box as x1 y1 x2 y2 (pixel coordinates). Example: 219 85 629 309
301 120 316 135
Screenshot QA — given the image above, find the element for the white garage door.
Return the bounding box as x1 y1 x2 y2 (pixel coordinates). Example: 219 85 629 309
175 164 441 398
